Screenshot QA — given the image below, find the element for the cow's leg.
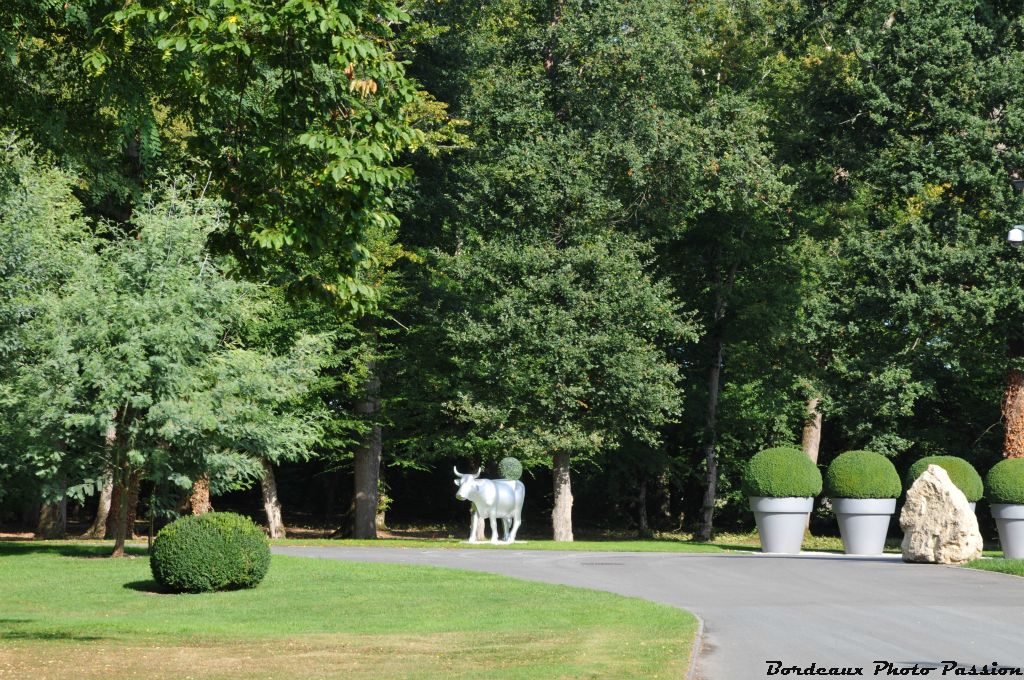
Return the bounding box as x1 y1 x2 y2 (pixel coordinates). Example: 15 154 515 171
488 510 500 544
501 517 511 542
508 507 522 543
468 507 479 543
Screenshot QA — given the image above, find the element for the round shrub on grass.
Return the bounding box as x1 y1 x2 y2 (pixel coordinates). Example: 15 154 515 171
986 459 1024 505
743 447 822 498
498 456 523 480
905 456 983 502
825 450 901 499
150 512 271 593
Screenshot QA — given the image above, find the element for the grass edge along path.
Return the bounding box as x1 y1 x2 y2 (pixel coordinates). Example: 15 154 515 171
268 531 852 553
0 542 697 679
964 557 1024 577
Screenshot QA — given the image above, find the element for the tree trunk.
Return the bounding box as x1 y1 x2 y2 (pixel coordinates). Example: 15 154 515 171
802 396 823 531
375 471 388 532
260 458 287 539
473 507 487 541
552 451 574 541
106 479 121 538
801 396 823 464
111 465 130 558
82 474 113 539
35 478 67 540
637 478 650 538
190 475 213 515
696 336 724 542
657 468 674 527
353 363 382 539
696 261 736 543
1004 366 1024 459
125 469 141 539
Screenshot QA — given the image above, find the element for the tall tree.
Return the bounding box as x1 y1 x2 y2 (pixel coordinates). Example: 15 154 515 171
9 183 327 555
430 236 692 540
1 0 431 301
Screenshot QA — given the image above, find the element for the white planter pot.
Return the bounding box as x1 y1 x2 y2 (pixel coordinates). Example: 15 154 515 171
832 498 897 555
991 504 1024 559
749 496 813 554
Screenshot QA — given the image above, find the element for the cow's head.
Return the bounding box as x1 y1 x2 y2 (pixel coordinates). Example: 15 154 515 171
454 466 482 501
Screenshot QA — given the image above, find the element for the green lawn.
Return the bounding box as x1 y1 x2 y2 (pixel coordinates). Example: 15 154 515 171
0 542 697 679
964 557 1024 577
272 530 852 553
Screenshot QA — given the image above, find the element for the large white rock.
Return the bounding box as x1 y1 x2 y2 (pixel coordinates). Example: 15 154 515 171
900 464 983 564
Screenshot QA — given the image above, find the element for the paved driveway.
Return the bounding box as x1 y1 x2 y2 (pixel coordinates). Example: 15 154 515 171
274 546 1024 679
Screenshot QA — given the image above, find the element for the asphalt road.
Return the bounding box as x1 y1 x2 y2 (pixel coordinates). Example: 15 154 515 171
274 546 1024 679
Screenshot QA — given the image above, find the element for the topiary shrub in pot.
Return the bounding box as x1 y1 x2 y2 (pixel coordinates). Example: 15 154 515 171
825 450 901 555
744 447 823 554
905 456 983 510
150 512 271 593
986 459 1024 559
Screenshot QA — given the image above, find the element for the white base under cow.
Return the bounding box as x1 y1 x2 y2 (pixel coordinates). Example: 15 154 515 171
454 466 525 544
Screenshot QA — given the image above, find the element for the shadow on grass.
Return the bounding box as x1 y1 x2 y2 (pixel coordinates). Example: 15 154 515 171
0 542 147 559
0 619 106 642
123 579 168 594
1 630 107 641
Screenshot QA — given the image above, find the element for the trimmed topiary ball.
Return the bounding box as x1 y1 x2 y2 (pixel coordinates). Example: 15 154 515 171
498 456 523 480
905 456 983 502
150 512 271 593
743 447 822 498
986 459 1024 505
825 450 901 499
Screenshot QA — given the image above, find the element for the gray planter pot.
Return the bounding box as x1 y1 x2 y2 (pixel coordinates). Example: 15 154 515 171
832 498 897 556
991 504 1024 559
749 496 813 554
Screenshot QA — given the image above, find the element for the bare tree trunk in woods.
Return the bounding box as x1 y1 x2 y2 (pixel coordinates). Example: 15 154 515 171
106 480 121 538
190 475 213 515
801 397 823 464
1004 338 1024 459
473 507 487 541
125 469 141 538
84 423 117 539
697 337 724 542
801 396 823 530
552 451 574 541
83 475 113 539
260 458 287 539
353 362 381 539
375 471 387 532
637 478 650 538
657 468 673 527
108 470 140 539
111 466 130 558
36 478 67 539
697 263 736 543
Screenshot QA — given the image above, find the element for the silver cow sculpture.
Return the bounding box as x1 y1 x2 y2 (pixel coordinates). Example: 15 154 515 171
454 466 525 544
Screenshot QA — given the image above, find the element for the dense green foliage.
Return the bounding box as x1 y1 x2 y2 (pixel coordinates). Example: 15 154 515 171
825 451 902 500
986 459 1024 505
743 447 823 499
906 456 985 502
4 0 1024 540
498 457 523 481
150 512 271 592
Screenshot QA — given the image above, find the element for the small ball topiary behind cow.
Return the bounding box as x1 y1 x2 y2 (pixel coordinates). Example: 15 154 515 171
454 466 525 543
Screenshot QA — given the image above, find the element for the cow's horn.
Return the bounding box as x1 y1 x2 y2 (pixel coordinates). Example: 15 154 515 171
453 465 463 477
474 467 482 478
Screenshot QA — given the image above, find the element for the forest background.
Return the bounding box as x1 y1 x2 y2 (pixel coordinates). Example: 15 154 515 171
3 0 1024 548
